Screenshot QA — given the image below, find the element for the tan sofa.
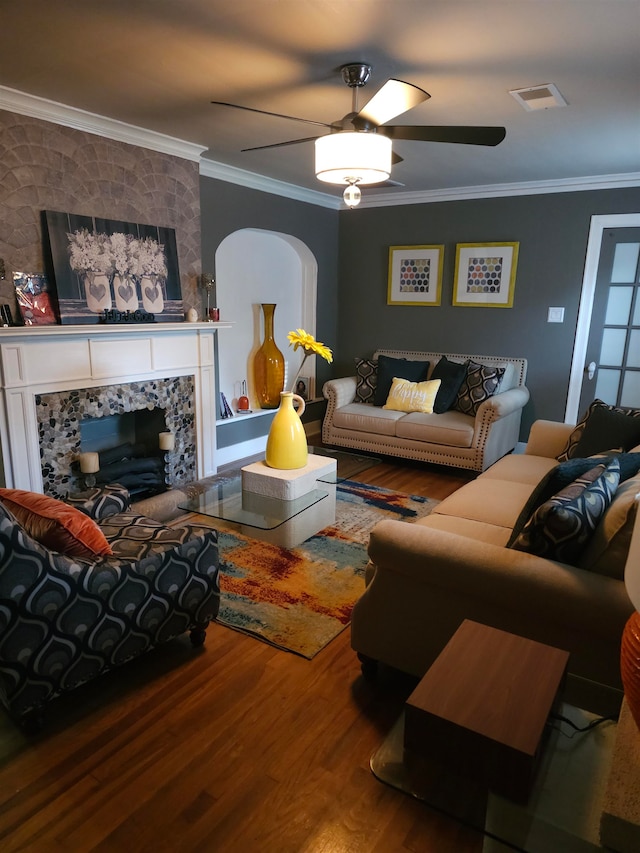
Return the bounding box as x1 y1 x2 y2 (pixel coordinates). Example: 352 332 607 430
351 419 640 715
322 350 530 472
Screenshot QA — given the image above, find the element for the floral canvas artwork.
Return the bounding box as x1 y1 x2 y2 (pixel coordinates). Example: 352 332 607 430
44 211 183 324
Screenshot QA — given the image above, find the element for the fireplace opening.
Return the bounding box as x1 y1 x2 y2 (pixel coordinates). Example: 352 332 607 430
79 408 169 500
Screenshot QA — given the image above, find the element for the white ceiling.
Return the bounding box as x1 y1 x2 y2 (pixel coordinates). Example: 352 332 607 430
1 0 639 205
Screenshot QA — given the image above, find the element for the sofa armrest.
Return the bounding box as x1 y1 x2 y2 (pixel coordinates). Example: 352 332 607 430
477 386 530 421
367 519 633 639
323 376 357 408
65 483 132 520
524 419 575 458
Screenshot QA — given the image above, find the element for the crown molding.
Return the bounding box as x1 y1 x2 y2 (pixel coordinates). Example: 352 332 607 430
0 85 207 162
199 158 340 209
357 172 640 208
2 84 638 206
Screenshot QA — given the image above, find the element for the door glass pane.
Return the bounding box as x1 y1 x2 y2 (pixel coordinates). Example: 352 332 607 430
634 293 640 326
604 286 633 325
594 368 620 405
621 371 640 408
628 330 640 368
599 328 627 366
611 242 640 283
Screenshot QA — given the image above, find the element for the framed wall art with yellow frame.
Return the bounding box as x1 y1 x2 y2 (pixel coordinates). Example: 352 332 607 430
453 242 519 308
387 244 444 306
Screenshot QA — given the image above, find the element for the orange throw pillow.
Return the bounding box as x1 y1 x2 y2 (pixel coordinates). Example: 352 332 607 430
0 488 113 559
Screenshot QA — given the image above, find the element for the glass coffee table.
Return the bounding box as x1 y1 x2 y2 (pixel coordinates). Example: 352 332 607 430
177 446 380 547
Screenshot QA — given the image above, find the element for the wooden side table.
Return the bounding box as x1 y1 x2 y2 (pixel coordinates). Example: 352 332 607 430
404 619 569 802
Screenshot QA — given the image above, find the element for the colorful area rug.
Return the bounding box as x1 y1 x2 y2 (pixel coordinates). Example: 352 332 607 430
213 480 438 658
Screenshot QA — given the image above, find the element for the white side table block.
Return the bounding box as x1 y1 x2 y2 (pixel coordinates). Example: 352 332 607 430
241 456 337 500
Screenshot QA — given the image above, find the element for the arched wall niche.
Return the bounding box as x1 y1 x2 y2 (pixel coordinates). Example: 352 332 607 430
215 228 318 413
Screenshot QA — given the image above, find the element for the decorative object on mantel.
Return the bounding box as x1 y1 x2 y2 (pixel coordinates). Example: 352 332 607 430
265 329 333 470
186 307 198 322
620 512 640 730
199 273 216 320
253 303 285 409
44 210 183 324
13 272 58 325
102 308 155 324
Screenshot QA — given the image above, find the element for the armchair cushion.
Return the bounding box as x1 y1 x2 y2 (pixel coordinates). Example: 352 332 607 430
0 488 112 558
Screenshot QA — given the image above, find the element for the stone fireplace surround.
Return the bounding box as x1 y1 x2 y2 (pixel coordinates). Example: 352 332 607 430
36 376 195 498
0 322 229 497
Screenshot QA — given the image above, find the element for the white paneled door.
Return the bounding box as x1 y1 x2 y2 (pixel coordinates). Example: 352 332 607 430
578 227 640 415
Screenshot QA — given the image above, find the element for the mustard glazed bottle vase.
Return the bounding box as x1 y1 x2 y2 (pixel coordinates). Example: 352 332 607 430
265 392 308 470
253 303 285 409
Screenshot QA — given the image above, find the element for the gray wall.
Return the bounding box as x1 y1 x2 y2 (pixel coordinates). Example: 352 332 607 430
338 188 640 437
199 177 339 447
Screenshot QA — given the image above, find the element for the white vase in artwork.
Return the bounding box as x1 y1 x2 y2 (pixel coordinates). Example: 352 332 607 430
140 275 164 314
113 273 139 312
83 272 112 313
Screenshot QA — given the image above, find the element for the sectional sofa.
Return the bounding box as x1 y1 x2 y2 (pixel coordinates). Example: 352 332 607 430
351 409 640 715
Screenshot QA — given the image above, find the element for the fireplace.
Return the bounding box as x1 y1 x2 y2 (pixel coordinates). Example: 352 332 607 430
0 322 228 497
36 376 196 498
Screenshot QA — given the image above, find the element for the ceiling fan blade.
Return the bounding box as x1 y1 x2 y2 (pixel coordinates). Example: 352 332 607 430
211 100 331 129
357 79 430 127
378 125 506 146
241 135 321 153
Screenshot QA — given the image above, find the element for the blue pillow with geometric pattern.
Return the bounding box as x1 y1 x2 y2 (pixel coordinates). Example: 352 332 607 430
509 457 620 566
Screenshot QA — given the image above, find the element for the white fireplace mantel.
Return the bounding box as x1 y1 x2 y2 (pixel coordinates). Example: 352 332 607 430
0 322 232 492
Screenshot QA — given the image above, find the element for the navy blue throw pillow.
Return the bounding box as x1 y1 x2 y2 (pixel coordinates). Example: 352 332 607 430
431 356 468 414
373 355 430 407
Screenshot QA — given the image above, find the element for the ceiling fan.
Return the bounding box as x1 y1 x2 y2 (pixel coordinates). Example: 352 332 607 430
211 63 506 207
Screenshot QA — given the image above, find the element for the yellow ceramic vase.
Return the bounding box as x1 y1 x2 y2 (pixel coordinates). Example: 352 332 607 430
265 392 308 470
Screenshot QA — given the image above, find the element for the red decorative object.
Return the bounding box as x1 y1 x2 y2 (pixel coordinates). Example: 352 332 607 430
621 611 640 730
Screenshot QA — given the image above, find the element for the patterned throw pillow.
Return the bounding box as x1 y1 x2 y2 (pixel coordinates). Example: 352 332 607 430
557 399 640 461
383 378 441 414
509 458 620 566
454 360 506 417
354 358 378 403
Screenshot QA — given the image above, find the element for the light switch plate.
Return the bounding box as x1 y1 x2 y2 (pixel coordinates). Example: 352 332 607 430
548 307 565 323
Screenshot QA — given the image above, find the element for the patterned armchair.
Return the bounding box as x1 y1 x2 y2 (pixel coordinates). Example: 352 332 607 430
0 484 219 730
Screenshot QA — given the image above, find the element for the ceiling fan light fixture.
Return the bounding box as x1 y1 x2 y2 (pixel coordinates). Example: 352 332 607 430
343 181 362 208
315 132 392 186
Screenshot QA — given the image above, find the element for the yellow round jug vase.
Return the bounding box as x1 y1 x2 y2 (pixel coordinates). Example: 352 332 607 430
265 392 308 469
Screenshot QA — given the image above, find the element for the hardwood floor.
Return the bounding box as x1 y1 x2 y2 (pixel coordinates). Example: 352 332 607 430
0 458 482 853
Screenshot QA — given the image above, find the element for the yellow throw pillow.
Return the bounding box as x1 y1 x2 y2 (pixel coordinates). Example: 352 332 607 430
383 377 441 414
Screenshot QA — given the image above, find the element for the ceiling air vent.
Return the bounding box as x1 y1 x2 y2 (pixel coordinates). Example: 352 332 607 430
509 83 568 111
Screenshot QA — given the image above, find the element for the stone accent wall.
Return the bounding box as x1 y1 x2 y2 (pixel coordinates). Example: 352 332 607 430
0 109 201 318
36 376 196 498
